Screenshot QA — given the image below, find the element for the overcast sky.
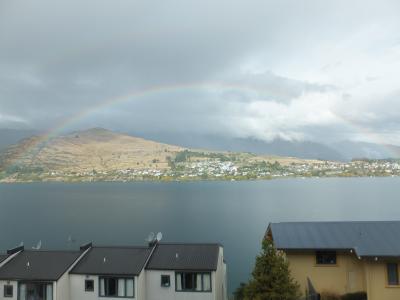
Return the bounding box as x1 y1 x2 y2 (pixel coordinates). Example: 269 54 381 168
1 0 400 145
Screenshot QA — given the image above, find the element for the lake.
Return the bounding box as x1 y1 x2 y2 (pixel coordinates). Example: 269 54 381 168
1 178 400 294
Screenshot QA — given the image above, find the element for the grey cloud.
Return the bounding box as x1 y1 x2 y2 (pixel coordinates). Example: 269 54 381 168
1 0 400 145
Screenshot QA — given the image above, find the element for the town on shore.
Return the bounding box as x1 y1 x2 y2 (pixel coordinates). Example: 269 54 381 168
2 153 400 183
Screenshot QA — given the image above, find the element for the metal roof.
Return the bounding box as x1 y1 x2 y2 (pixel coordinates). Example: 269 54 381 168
70 247 152 276
146 243 220 271
0 255 7 264
270 221 400 257
0 250 81 281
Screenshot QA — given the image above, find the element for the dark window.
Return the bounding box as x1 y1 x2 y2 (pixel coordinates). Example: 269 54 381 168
387 263 399 285
85 280 94 292
99 277 134 298
176 272 212 292
184 273 195 290
106 278 117 297
4 285 13 298
161 275 170 287
18 283 52 300
316 251 337 265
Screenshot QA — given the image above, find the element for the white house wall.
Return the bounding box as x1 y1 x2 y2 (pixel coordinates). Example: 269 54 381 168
137 270 146 300
69 274 138 300
214 246 227 300
145 270 216 300
0 280 18 300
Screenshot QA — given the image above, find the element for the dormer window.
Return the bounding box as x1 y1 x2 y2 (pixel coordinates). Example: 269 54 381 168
316 251 337 265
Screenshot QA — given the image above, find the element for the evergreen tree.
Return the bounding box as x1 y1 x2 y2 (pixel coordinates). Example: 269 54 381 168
244 238 301 300
234 282 247 300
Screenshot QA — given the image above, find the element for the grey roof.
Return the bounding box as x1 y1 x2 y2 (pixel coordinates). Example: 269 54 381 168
70 247 152 276
0 250 81 281
146 243 220 271
270 221 400 257
0 255 7 264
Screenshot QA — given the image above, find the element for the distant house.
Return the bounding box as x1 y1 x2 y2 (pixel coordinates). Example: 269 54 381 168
0 242 227 300
267 221 400 300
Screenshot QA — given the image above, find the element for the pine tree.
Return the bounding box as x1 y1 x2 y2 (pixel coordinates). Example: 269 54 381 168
234 282 247 300
244 238 301 300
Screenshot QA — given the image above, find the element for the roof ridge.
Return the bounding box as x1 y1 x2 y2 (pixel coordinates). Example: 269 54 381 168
271 220 400 224
158 242 221 246
92 246 151 249
23 250 81 253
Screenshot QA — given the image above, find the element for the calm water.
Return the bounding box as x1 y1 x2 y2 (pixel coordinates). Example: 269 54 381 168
1 178 400 293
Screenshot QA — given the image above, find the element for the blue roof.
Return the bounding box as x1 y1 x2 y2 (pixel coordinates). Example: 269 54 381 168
269 221 400 257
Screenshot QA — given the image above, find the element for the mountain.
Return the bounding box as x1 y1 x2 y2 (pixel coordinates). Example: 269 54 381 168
136 133 400 161
0 128 184 173
0 128 38 150
330 141 400 161
131 133 345 161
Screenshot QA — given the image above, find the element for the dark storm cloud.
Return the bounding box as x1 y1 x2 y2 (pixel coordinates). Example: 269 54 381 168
1 0 400 144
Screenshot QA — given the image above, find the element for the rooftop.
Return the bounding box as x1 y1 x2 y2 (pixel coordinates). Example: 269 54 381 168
70 246 152 276
146 243 220 271
269 221 400 257
0 254 7 264
0 250 82 281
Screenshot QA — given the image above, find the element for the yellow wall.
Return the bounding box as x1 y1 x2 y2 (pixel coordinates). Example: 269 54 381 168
286 252 366 296
286 252 400 300
364 261 400 300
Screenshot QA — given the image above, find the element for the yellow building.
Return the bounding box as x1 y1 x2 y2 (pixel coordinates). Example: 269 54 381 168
268 221 400 300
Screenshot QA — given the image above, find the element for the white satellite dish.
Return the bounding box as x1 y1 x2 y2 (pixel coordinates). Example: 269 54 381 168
146 232 156 243
32 240 42 250
156 232 163 242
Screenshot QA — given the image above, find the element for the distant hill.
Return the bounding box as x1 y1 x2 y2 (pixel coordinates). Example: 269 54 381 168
0 128 184 173
138 133 400 161
132 133 345 161
1 128 399 182
1 128 400 163
0 128 39 150
330 141 400 160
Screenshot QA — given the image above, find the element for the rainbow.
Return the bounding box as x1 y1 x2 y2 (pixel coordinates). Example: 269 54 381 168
6 81 399 166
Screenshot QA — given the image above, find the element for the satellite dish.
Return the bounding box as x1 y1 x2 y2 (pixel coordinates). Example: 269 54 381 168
146 232 155 243
32 240 42 250
156 232 163 242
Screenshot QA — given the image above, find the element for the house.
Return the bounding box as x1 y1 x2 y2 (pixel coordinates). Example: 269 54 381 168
267 221 400 300
0 242 227 300
0 244 90 300
145 243 227 300
69 246 153 300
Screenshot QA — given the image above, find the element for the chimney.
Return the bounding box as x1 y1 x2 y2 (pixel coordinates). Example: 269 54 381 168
7 245 24 256
80 242 92 252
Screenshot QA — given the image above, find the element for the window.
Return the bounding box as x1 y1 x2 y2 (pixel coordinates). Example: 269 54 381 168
18 283 53 300
161 275 170 287
85 280 94 292
4 285 13 298
175 272 212 292
316 251 337 265
99 277 134 298
387 263 399 285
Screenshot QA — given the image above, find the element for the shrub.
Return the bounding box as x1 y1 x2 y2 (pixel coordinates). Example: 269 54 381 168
341 292 367 300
